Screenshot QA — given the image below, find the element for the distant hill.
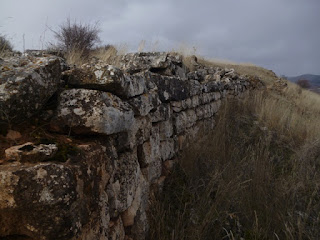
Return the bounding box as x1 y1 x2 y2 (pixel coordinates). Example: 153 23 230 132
286 74 320 89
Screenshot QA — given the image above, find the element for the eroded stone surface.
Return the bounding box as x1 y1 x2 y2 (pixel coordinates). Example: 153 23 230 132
52 89 135 135
65 63 146 98
0 143 112 240
5 142 58 162
0 51 257 240
0 55 61 123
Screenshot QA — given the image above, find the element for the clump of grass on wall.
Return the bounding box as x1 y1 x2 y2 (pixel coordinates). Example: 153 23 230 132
0 35 13 57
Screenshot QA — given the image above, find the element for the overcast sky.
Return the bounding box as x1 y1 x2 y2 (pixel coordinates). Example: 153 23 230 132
1 0 319 76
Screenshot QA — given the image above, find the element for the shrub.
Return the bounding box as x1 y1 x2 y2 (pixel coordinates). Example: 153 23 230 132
297 79 311 89
0 35 13 52
53 18 100 58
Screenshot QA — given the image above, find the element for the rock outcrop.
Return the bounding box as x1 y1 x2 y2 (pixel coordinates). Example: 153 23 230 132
0 52 257 240
0 55 61 123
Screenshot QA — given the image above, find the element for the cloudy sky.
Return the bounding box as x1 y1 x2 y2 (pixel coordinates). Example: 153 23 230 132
1 0 319 76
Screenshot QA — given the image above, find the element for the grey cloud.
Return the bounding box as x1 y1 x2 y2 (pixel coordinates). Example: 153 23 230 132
0 0 319 76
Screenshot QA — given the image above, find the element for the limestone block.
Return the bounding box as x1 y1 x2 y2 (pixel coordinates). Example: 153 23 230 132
160 139 175 161
203 81 220 93
171 101 183 113
0 55 61 123
174 109 197 134
108 151 141 214
141 159 162 183
108 217 125 240
120 52 169 73
115 116 152 151
151 74 190 102
150 103 171 123
137 141 153 167
0 163 80 239
52 89 135 135
128 90 161 116
5 142 58 162
189 80 202 96
66 64 146 98
130 174 150 239
158 120 173 141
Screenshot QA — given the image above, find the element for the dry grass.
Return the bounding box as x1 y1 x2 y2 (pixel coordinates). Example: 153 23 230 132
66 44 128 66
64 47 88 66
182 55 279 86
0 35 14 58
149 78 320 239
91 44 127 66
199 58 279 86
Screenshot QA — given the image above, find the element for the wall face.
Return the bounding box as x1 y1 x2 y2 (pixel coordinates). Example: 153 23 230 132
0 52 254 240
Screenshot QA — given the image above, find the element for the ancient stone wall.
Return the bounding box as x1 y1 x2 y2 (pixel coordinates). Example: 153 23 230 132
0 52 255 240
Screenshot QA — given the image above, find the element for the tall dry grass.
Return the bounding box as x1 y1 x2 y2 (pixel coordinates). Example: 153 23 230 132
0 35 14 58
65 44 128 66
64 47 88 66
149 84 320 239
182 55 279 86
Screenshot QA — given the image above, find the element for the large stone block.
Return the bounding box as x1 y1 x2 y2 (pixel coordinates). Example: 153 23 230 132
65 64 146 98
115 116 152 151
107 151 141 215
158 120 173 141
128 90 161 116
0 56 61 123
0 142 112 240
52 89 135 135
160 139 175 161
145 72 190 102
150 103 171 123
173 109 197 134
120 52 185 78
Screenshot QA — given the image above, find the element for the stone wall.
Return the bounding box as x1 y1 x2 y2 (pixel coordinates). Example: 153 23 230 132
0 52 256 240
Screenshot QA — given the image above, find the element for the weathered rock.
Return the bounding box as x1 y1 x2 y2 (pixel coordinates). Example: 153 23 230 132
137 141 153 167
108 217 125 240
160 139 175 161
174 109 197 134
5 142 58 162
0 55 61 123
52 89 135 135
0 51 255 240
0 163 79 239
196 100 221 120
158 120 173 140
0 143 112 240
146 73 190 102
189 80 203 96
121 176 143 227
203 81 220 93
65 64 146 98
120 52 169 73
120 52 185 77
141 159 162 183
115 116 152 151
150 103 171 123
163 160 175 176
128 90 161 116
130 174 149 239
108 151 141 215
